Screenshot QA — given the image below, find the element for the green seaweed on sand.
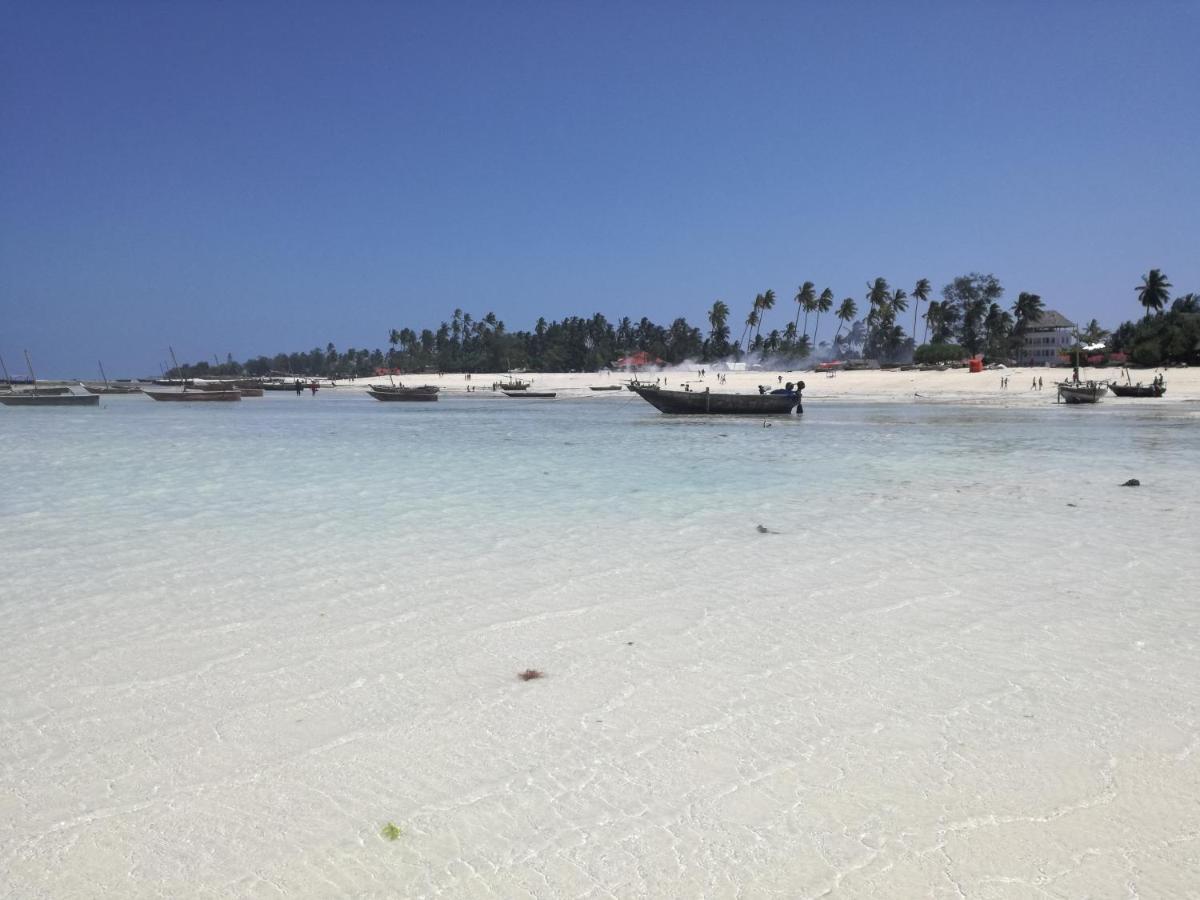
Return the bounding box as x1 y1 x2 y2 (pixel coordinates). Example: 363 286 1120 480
381 822 402 841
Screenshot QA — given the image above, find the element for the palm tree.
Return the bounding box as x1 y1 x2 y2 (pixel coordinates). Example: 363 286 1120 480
1012 291 1044 326
811 288 834 348
754 289 777 351
913 278 931 344
1080 318 1110 345
864 277 890 354
793 281 816 339
1137 269 1171 318
741 300 759 354
833 297 857 347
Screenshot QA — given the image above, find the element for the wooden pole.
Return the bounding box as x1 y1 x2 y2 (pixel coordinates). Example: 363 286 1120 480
169 346 186 393
23 350 39 395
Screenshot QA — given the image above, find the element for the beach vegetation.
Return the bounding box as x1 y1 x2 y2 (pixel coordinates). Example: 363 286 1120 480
913 343 967 364
380 822 402 841
161 268 1192 379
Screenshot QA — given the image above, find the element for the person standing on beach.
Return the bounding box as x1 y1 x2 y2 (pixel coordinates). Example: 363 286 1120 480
1038 376 1043 390
294 379 302 395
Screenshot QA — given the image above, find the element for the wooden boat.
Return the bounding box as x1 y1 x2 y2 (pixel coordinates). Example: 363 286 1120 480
370 383 439 395
0 351 99 406
1056 381 1107 404
235 386 263 397
1 392 98 407
503 390 556 398
261 380 303 391
1109 382 1165 398
7 385 72 395
498 378 530 390
83 382 142 394
367 387 438 401
144 347 242 401
589 385 623 391
145 388 241 401
630 383 802 415
82 361 143 394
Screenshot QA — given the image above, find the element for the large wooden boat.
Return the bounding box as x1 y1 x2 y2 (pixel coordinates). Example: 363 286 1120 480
1056 381 1107 404
630 384 802 415
144 347 242 401
145 389 241 401
82 361 142 394
82 382 142 394
367 386 438 401
497 378 530 390
0 352 99 406
6 385 72 395
503 390 556 398
1108 382 1165 398
589 385 623 391
1 392 98 407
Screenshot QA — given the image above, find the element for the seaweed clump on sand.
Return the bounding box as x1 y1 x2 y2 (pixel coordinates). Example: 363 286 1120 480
518 669 544 681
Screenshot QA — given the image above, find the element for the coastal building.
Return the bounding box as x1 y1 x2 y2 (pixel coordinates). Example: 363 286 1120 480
1021 309 1076 365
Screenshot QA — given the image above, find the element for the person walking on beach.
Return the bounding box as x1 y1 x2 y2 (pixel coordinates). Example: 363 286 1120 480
309 381 318 395
1038 376 1043 390
294 379 302 395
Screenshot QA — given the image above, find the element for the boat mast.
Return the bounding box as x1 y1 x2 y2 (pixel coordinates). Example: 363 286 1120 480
99 360 110 387
23 350 39 395
169 346 187 393
0 352 12 390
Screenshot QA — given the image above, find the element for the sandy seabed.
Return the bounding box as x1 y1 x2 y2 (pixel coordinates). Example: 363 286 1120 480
2 367 1198 898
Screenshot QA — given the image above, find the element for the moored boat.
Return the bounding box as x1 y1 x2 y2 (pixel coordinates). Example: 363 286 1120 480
144 389 241 401
83 361 143 394
629 383 802 415
1 392 99 407
0 351 99 407
82 382 142 394
503 390 556 398
1056 381 1107 404
367 386 438 401
1108 382 1165 398
589 385 623 391
144 347 243 401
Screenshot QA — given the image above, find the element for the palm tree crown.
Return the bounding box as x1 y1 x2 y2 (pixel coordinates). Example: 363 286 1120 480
1137 269 1171 317
794 281 816 339
912 278 931 345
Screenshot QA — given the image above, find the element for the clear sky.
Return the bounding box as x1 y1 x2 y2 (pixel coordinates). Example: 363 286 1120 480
3 1 1198 376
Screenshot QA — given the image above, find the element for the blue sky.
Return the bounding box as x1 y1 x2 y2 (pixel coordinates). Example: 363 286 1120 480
3 1 1198 375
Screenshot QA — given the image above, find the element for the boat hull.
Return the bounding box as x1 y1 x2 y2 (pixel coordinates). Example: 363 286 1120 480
630 385 799 415
367 389 438 401
4 386 72 395
144 390 241 402
1108 383 1165 398
589 385 623 391
82 384 143 394
503 391 556 398
0 393 99 407
1057 382 1106 404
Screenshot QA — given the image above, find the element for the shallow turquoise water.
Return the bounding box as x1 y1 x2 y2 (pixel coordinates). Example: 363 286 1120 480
2 391 1198 897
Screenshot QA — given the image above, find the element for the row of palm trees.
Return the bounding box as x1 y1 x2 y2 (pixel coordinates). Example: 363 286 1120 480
720 277 937 359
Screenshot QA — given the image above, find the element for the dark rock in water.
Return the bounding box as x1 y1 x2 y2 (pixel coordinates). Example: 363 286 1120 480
756 524 780 534
1121 479 1141 487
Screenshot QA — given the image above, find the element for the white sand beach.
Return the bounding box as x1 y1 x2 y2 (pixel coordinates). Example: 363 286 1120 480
357 364 1199 406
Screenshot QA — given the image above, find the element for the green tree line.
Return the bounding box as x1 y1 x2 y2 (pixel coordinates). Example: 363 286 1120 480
166 269 1196 377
